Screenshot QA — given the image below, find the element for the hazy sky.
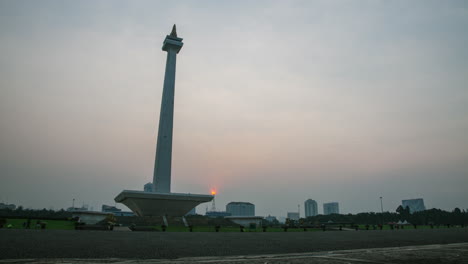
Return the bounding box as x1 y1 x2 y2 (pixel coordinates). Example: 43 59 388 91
1 1 467 217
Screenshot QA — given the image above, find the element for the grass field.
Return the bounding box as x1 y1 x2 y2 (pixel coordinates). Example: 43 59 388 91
160 226 323 232
355 224 453 230
3 218 458 232
5 218 75 230
163 225 457 232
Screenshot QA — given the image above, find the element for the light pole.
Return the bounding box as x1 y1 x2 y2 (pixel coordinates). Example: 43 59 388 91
380 197 384 226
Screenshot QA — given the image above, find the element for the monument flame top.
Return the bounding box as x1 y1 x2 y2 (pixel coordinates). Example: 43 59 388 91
170 24 177 38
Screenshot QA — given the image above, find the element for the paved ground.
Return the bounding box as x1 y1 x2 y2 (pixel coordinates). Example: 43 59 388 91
1 243 467 263
0 228 467 262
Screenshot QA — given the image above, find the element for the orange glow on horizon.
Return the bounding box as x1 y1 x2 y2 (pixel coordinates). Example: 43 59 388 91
211 189 217 195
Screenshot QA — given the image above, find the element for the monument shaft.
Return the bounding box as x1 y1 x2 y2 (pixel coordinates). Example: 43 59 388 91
153 26 183 193
114 26 212 217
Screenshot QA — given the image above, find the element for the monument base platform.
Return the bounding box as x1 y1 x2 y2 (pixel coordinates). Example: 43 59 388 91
114 190 213 217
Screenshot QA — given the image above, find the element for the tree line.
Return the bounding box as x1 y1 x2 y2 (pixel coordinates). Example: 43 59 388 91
0 206 72 220
303 207 467 226
1 206 467 226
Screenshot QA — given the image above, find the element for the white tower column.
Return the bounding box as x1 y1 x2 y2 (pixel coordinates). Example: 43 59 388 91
114 25 213 217
153 25 183 193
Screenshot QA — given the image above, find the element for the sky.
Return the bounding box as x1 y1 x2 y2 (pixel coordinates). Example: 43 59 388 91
0 0 467 217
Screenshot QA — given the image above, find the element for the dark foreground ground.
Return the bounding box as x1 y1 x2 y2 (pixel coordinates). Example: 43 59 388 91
2 243 467 264
0 228 467 261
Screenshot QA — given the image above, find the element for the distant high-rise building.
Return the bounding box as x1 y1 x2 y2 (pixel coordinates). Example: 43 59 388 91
323 202 339 215
101 204 121 213
402 198 426 213
264 215 277 223
287 212 300 220
304 199 318 217
226 202 255 216
0 203 16 210
143 182 154 192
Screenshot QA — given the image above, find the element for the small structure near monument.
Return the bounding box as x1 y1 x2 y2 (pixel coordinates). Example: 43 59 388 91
72 211 111 225
225 216 264 228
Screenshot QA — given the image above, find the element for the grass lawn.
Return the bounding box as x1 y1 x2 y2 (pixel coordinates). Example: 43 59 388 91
356 224 452 230
5 218 75 230
156 226 323 232
3 219 459 232
154 225 452 232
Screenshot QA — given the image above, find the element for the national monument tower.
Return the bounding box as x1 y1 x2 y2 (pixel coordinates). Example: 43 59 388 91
153 25 181 193
114 25 213 217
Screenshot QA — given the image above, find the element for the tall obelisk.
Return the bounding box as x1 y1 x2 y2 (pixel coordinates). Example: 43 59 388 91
115 26 212 217
153 25 183 193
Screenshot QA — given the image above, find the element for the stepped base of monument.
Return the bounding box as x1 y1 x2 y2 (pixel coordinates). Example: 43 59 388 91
114 190 213 217
114 215 235 227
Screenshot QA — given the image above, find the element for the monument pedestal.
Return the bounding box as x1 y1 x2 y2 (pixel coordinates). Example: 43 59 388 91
115 190 213 217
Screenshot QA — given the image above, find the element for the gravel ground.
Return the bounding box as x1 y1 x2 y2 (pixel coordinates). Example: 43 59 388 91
0 228 467 259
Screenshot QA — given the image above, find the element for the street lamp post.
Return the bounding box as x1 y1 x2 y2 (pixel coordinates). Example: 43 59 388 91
380 197 384 226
